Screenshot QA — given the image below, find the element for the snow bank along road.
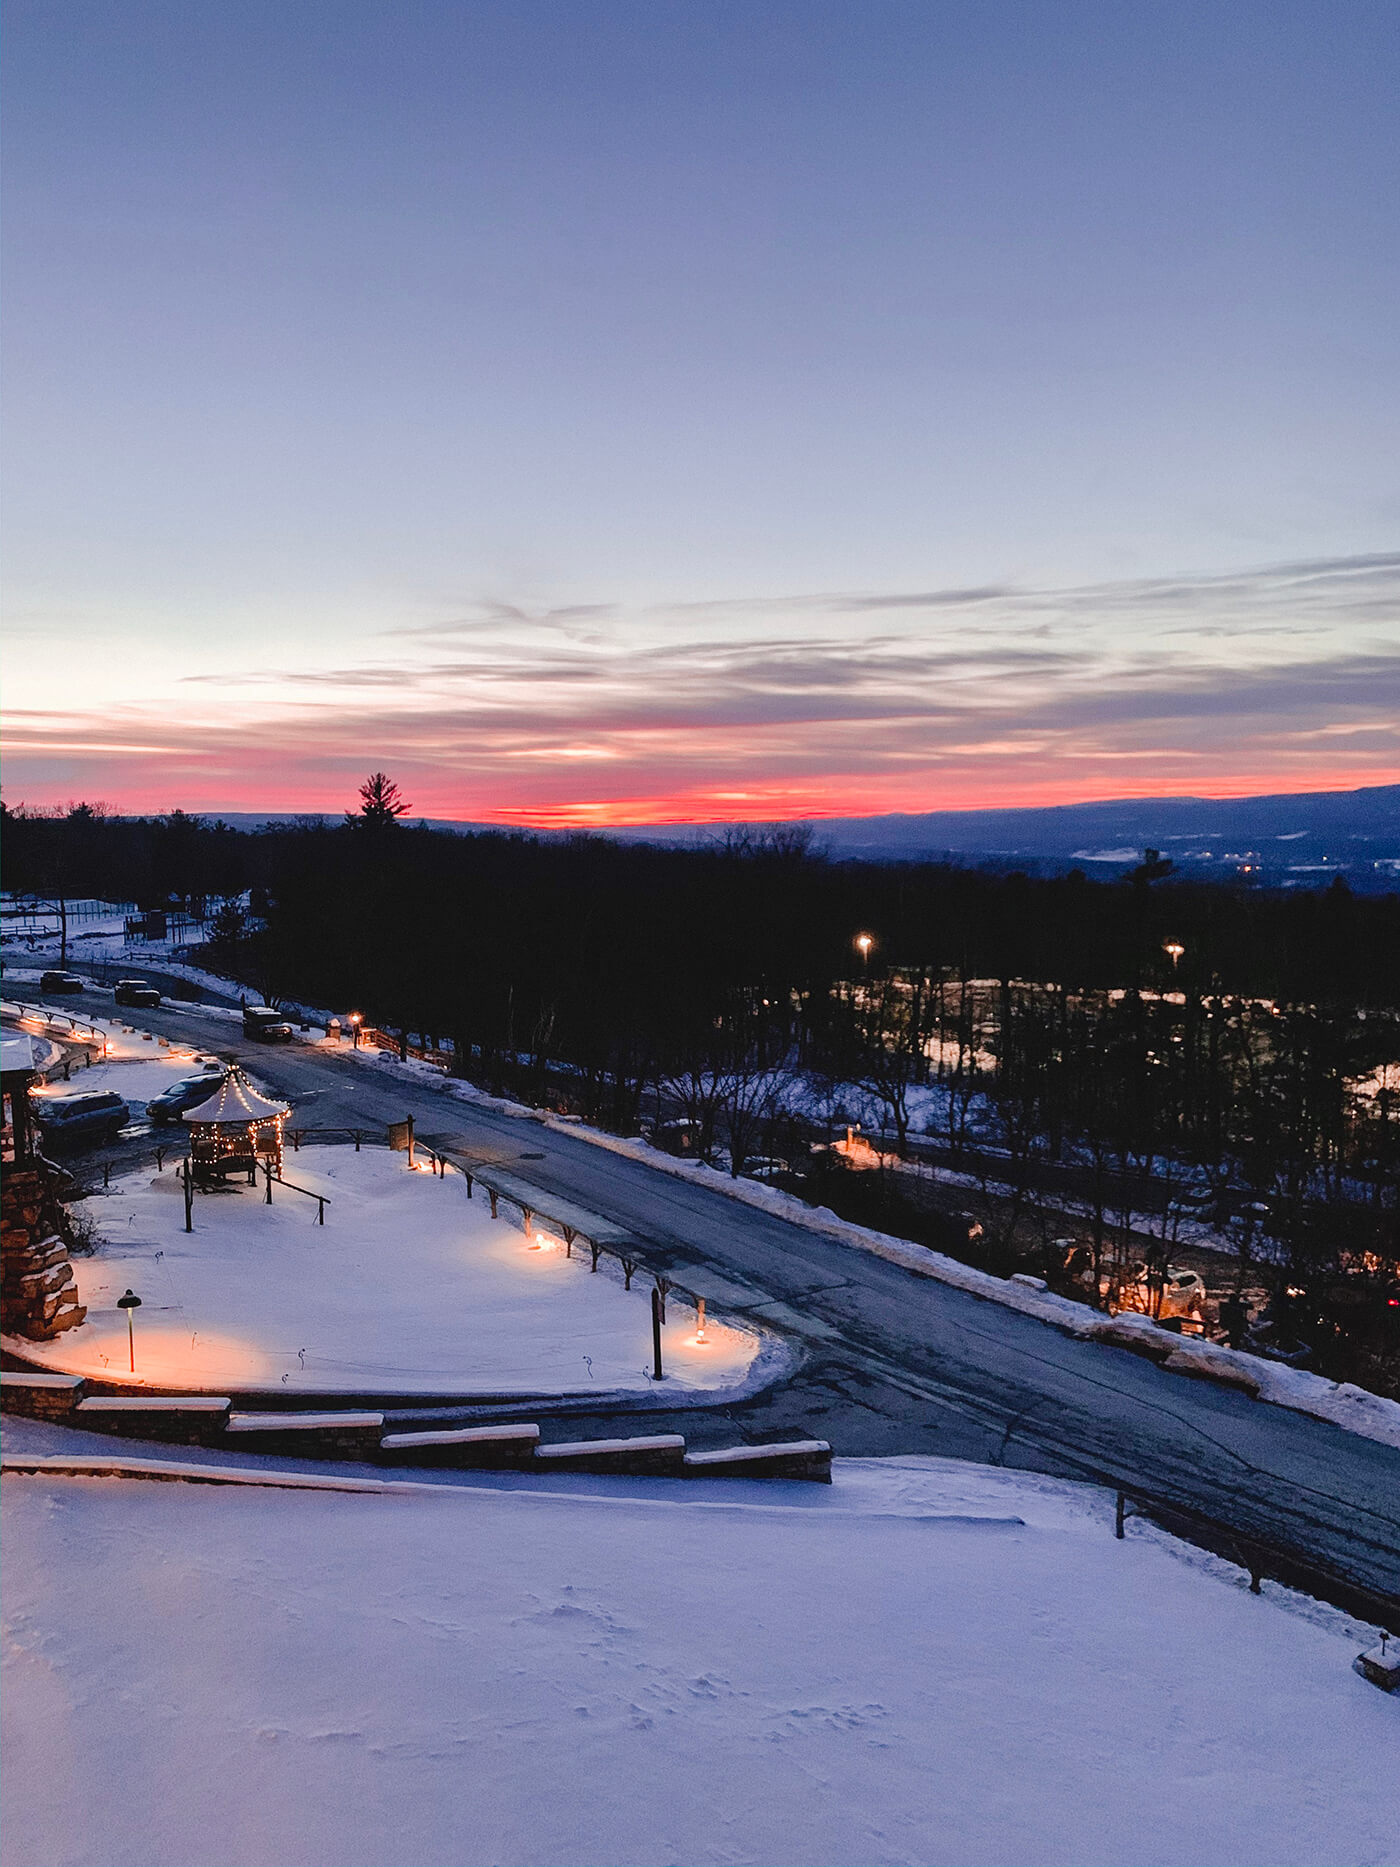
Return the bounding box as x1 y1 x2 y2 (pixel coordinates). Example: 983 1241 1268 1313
7 982 1399 1606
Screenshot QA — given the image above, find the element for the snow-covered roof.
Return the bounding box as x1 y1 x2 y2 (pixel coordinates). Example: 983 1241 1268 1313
182 1068 289 1126
1 1032 36 1077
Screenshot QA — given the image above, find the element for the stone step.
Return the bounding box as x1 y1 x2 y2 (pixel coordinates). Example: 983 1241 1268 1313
379 1423 540 1468
532 1433 686 1477
76 1397 233 1444
224 1411 385 1459
0 1371 86 1419
683 1440 833 1483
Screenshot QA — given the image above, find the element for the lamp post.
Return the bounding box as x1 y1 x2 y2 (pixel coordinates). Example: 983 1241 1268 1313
349 1012 362 1049
117 1289 142 1372
1163 941 1185 970
651 1286 665 1380
855 932 874 971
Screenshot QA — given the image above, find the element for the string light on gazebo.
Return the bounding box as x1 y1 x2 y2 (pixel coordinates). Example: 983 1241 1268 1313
183 1067 291 1174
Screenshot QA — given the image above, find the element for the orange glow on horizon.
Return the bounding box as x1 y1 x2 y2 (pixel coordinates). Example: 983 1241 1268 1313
471 766 1400 830
3 763 1395 830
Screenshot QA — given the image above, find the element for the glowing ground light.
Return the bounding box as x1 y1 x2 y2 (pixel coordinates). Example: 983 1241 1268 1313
531 1231 564 1252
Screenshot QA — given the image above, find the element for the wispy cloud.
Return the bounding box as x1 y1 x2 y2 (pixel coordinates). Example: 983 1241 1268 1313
3 554 1396 821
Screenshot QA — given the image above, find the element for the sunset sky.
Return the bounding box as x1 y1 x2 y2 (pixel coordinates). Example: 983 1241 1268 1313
3 1 1397 826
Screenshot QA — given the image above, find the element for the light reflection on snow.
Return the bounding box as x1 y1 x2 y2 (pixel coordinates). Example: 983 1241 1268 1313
15 1147 762 1396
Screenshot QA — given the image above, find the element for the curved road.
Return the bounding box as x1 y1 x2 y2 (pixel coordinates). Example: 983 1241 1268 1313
7 977 1399 1605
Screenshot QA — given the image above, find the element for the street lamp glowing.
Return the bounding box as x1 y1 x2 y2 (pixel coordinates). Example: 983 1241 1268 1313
1163 941 1185 969
348 1012 362 1049
855 933 874 965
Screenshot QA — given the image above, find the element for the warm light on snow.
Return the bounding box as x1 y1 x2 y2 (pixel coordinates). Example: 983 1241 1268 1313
10 1147 761 1395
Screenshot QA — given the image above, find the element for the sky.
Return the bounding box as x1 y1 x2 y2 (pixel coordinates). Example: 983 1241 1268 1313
2 0 1397 826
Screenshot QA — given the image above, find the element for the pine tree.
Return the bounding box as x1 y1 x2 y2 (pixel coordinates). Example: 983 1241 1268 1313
350 773 410 829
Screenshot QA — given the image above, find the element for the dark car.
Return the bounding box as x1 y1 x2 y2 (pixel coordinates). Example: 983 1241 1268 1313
30 1089 130 1148
147 1072 225 1125
40 970 86 994
243 1005 293 1042
114 978 162 1008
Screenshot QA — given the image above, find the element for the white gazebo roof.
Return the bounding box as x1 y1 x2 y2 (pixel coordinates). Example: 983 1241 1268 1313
183 1068 290 1126
1 1032 36 1078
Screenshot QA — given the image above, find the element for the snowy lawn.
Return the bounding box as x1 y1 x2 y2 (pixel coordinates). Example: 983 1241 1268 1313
1 1455 1392 1867
11 1147 757 1395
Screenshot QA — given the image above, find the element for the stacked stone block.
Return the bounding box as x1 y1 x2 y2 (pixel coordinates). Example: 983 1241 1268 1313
1 1167 87 1340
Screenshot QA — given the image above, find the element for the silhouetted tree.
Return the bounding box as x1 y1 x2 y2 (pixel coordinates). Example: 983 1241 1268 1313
350 773 410 828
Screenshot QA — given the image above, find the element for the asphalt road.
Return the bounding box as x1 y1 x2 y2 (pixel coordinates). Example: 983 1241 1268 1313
6 976 1399 1605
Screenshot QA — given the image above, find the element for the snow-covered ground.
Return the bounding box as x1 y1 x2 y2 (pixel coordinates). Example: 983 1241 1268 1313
309 1044 1400 1450
1 1451 1392 1867
9 1147 758 1396
25 1018 226 1108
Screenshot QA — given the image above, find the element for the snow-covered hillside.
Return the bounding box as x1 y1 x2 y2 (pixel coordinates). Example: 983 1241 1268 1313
1 1451 1392 1867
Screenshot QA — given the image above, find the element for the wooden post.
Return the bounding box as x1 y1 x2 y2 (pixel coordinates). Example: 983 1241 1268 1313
521 1207 533 1236
589 1242 601 1272
183 1159 193 1234
465 1172 473 1197
1115 1492 1126 1540
488 1188 498 1219
264 1161 273 1204
651 1285 664 1380
317 1196 325 1226
621 1257 635 1290
406 1115 415 1170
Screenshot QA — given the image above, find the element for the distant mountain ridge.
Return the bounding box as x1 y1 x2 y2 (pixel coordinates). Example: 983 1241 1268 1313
200 782 1400 888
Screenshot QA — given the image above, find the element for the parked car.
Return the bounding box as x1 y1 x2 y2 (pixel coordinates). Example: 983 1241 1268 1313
39 970 86 994
741 1157 790 1182
243 1005 293 1042
30 1089 129 1148
147 1073 226 1125
114 978 162 1008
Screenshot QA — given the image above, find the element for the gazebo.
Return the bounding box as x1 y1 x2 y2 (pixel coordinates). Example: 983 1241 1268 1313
1 1032 37 1165
183 1067 290 1180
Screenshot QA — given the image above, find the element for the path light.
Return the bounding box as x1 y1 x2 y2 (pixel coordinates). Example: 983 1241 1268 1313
117 1289 142 1373
694 1296 708 1345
